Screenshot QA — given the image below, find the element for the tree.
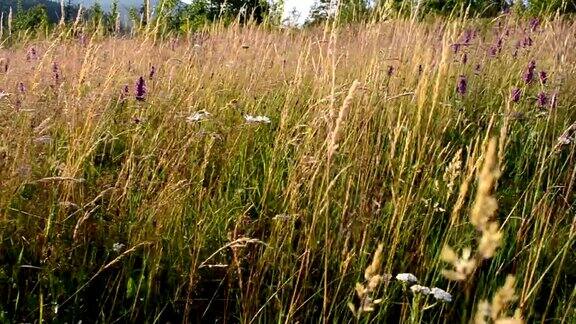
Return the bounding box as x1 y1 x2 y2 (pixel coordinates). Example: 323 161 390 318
308 0 370 24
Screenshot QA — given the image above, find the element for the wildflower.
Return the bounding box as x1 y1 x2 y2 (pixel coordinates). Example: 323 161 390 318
523 36 533 47
511 88 521 103
186 110 211 123
474 64 481 75
410 285 431 295
395 273 418 283
530 18 540 32
537 92 548 108
18 82 26 93
244 115 271 124
387 65 394 76
112 242 125 252
121 84 129 99
431 287 452 302
488 46 498 57
149 65 156 79
462 30 473 44
523 68 534 84
52 63 60 84
418 64 423 74
539 71 547 85
451 43 461 54
135 77 146 101
27 47 38 61
462 53 468 64
456 75 467 96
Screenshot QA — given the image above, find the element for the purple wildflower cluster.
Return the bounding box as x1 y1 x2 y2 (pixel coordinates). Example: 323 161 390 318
135 77 146 101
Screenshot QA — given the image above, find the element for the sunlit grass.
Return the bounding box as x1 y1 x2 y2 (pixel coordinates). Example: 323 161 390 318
0 15 575 322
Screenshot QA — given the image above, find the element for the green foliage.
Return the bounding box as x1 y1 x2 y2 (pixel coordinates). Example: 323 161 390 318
12 4 49 32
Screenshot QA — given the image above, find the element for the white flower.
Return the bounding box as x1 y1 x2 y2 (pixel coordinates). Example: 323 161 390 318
0 92 10 100
395 273 418 283
410 284 431 295
112 243 125 253
431 287 452 302
186 110 211 123
244 115 271 124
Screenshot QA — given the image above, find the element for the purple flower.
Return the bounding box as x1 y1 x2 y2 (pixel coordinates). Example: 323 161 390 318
511 88 521 103
462 53 468 64
452 43 461 54
52 63 60 84
149 66 156 79
474 64 481 75
18 82 26 93
523 36 533 47
523 69 534 84
27 47 38 61
539 71 548 85
121 84 129 100
530 18 540 32
523 61 536 84
135 77 146 101
537 92 548 107
488 46 498 57
418 64 423 74
462 30 473 44
456 75 467 96
387 65 394 76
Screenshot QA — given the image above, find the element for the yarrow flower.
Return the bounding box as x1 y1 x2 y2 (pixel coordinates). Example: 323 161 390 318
431 287 452 302
456 75 467 95
410 285 431 295
135 76 146 101
186 110 211 123
244 115 271 124
112 242 125 253
395 273 418 283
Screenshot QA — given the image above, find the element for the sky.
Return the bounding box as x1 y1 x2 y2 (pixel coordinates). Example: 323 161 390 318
283 0 315 23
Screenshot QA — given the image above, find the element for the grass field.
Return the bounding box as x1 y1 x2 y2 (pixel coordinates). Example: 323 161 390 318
0 15 575 323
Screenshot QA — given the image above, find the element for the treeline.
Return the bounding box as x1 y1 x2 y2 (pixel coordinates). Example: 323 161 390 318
0 0 575 38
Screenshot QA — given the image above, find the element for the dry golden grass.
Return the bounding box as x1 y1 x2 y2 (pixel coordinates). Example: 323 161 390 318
0 16 575 322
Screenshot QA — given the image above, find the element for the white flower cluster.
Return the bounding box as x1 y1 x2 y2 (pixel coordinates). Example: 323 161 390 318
397 272 452 303
395 273 418 283
244 115 271 124
112 242 125 253
186 110 211 123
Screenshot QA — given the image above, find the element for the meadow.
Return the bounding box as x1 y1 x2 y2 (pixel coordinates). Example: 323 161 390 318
0 14 575 323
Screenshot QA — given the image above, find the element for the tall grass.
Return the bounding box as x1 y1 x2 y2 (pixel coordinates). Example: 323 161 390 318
0 15 575 323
